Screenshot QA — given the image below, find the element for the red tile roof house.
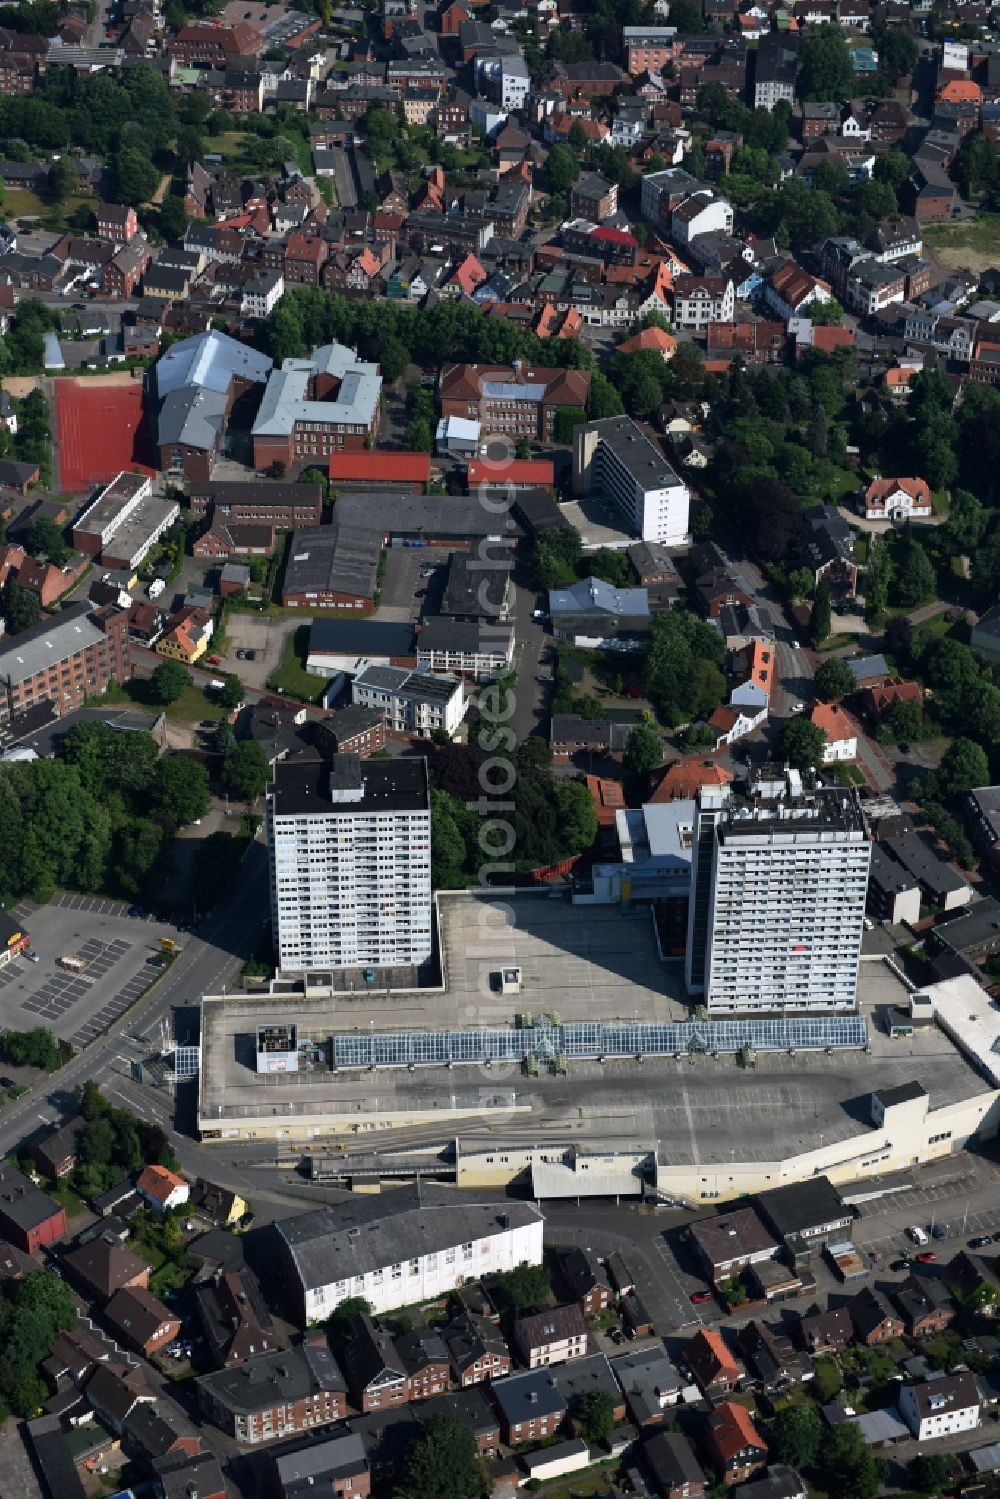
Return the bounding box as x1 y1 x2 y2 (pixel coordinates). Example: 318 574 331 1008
137 1165 190 1213
705 1402 768 1486
860 476 932 522
0 1164 67 1252
104 1285 182 1357
327 451 431 492
684 1328 741 1398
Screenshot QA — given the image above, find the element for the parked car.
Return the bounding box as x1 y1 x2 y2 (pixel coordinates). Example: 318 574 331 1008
0 1078 14 1089
890 1258 910 1272
791 702 804 713
790 639 800 650
208 655 223 666
931 1224 947 1240
915 1252 937 1264
969 1236 992 1249
908 1224 929 1246
690 1290 713 1304
26 950 38 962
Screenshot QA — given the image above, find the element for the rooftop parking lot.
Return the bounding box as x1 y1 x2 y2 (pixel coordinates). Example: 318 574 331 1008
199 897 989 1158
3 894 180 1049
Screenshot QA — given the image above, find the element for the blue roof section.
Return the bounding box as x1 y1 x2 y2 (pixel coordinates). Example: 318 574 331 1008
549 576 650 618
154 330 272 398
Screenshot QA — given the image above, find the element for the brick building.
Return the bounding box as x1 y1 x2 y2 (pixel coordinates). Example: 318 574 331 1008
0 1165 67 1252
196 1343 347 1443
188 480 324 527
0 603 130 726
168 20 263 66
439 362 591 441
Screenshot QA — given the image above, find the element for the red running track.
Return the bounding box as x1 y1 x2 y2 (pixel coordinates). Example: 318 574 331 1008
54 379 156 492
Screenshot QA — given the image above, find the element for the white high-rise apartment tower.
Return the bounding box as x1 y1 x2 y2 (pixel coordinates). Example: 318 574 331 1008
267 755 432 972
685 766 870 1012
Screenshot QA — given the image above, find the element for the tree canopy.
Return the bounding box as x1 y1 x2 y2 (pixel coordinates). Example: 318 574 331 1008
777 716 827 772
394 1415 481 1499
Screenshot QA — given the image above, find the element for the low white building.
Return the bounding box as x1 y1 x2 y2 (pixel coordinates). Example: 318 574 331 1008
242 268 284 318
351 663 466 739
436 415 481 456
808 701 858 763
670 190 733 245
415 618 514 682
275 1189 545 1322
898 1372 981 1442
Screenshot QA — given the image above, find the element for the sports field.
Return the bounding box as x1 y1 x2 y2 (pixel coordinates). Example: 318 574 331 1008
55 377 155 491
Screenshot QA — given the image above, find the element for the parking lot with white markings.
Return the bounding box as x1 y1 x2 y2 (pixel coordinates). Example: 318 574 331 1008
2 893 180 1047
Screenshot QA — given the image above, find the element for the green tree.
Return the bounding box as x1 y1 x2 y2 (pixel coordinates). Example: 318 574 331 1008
936 737 989 797
811 579 832 644
545 143 580 195
158 193 188 241
893 533 936 609
911 1453 953 1495
1 578 41 635
864 534 892 624
800 24 854 99
941 487 984 555
877 696 925 746
0 1026 62 1070
624 718 663 778
150 660 190 704
555 778 598 853
404 416 433 453
111 146 159 206
814 656 854 701
26 516 70 566
150 755 210 827
819 1421 882 1499
327 1295 374 1345
769 1403 823 1469
215 673 244 710
777 716 827 772
570 1389 616 1443
568 119 588 153
192 831 247 912
394 1414 481 1499
587 371 624 420
48 156 76 204
221 741 270 803
490 1262 551 1316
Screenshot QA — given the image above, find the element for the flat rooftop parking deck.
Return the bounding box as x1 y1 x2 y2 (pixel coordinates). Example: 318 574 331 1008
198 896 992 1155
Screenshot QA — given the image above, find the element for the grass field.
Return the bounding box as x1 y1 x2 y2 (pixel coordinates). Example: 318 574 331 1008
924 213 1000 273
2 188 48 219
266 625 329 704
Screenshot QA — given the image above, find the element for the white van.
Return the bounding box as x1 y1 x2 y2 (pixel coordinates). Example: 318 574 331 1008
908 1224 929 1246
148 578 165 599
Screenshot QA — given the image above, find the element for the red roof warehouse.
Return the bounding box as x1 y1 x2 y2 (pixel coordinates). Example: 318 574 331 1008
327 452 431 491
0 1164 67 1252
466 458 555 490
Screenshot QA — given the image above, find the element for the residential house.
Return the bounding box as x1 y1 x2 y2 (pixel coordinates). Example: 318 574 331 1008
442 1309 511 1387
848 1287 904 1345
270 1432 370 1499
684 1328 740 1398
395 1329 451 1403
643 1430 707 1499
689 1208 779 1285
807 701 858 763
898 1372 981 1441
861 476 932 521
560 1248 612 1315
137 1165 190 1214
513 1304 588 1369
796 1304 854 1354
195 1268 280 1368
342 1315 408 1412
672 273 735 329
755 1177 854 1265
738 1322 812 1391
30 1116 85 1180
892 1276 955 1338
612 1346 682 1427
733 1466 807 1499
705 1402 768 1486
559 1352 628 1428
966 785 1000 871
490 1369 566 1446
104 1286 182 1358
197 1342 348 1444
62 1239 150 1301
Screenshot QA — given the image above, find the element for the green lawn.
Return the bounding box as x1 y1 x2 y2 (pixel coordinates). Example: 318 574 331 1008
817 633 856 652
266 625 329 704
931 488 949 516
2 187 48 219
91 677 226 727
